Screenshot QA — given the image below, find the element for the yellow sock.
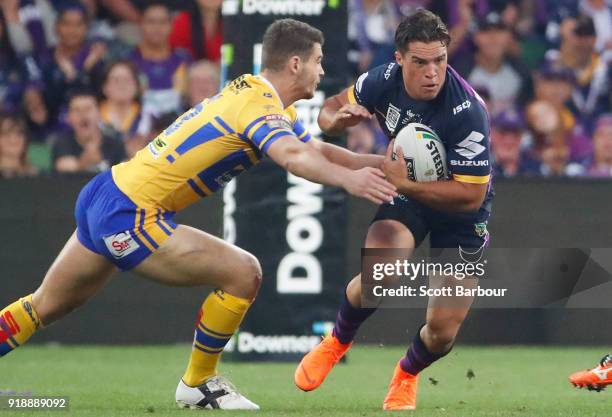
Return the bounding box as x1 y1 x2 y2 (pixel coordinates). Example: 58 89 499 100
0 294 42 357
182 289 251 386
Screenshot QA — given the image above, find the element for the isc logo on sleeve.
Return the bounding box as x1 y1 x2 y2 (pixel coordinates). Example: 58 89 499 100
104 231 140 259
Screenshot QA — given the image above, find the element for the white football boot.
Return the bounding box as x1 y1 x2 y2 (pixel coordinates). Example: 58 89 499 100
176 376 260 410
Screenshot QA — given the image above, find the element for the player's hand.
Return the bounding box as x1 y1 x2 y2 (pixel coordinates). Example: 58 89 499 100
55 51 78 81
342 167 397 205
84 42 107 71
0 0 20 21
80 143 103 168
382 140 409 187
331 104 371 131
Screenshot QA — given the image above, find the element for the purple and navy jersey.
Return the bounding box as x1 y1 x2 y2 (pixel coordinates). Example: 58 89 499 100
348 62 494 213
130 47 191 115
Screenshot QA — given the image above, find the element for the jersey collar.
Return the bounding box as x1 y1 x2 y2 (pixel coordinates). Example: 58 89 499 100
257 75 285 108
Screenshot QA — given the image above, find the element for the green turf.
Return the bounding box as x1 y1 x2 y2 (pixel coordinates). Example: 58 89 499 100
0 345 609 416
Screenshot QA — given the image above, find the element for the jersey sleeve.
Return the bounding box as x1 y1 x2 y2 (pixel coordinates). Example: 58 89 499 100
292 119 312 143
346 63 394 113
237 101 297 154
446 103 492 184
285 105 312 143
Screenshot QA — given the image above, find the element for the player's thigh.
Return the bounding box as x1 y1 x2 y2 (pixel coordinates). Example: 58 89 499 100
348 218 418 302
133 225 262 292
368 196 429 249
33 232 117 324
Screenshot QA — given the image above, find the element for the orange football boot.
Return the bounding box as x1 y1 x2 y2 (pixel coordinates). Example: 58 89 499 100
294 334 352 391
383 361 419 410
569 354 612 392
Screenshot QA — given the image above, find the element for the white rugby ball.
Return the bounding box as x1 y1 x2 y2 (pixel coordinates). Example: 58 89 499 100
393 123 448 182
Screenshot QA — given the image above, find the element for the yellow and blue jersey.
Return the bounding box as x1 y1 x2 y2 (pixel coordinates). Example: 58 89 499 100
75 74 312 270
112 74 311 213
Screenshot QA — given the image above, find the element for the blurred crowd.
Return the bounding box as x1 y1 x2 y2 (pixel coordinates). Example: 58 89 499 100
1 0 611 180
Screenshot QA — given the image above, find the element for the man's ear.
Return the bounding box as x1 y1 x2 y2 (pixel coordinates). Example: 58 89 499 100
288 55 301 74
394 51 403 66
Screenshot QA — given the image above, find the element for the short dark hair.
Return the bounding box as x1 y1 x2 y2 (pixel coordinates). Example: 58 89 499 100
262 19 324 72
574 15 596 37
67 88 98 106
56 1 89 23
142 0 170 14
395 9 451 54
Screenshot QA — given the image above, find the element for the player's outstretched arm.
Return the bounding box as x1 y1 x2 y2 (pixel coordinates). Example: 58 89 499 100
318 88 372 136
382 143 486 212
308 138 384 170
267 135 397 205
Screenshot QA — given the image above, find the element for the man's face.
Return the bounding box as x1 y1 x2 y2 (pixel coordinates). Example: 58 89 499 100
492 127 522 163
574 34 596 62
141 6 171 47
68 96 100 138
474 28 510 63
296 43 324 100
0 120 26 160
103 64 139 103
396 41 447 101
535 78 573 107
188 66 220 105
56 10 87 50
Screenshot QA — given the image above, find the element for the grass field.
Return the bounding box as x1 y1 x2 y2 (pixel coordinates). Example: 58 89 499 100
1 345 609 416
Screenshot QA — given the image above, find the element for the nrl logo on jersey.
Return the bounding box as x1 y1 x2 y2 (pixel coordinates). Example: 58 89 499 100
385 103 401 132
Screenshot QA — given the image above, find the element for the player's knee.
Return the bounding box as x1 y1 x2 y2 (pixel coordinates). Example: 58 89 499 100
425 320 461 347
366 221 415 249
239 252 263 296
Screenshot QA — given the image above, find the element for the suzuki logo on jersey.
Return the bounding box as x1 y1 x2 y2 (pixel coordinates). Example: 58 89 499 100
452 100 471 115
455 131 486 160
450 160 489 167
385 104 401 132
104 232 140 259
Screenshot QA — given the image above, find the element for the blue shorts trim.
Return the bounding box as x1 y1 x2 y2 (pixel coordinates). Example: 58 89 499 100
74 171 177 270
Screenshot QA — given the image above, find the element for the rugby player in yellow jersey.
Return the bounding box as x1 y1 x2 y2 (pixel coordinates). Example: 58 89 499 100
0 19 397 410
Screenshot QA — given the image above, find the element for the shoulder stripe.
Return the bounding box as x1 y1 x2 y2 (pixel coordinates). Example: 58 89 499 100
453 174 491 184
243 116 267 138
347 86 357 104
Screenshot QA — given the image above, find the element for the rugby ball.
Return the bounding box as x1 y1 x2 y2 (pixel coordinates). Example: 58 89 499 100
393 123 448 182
